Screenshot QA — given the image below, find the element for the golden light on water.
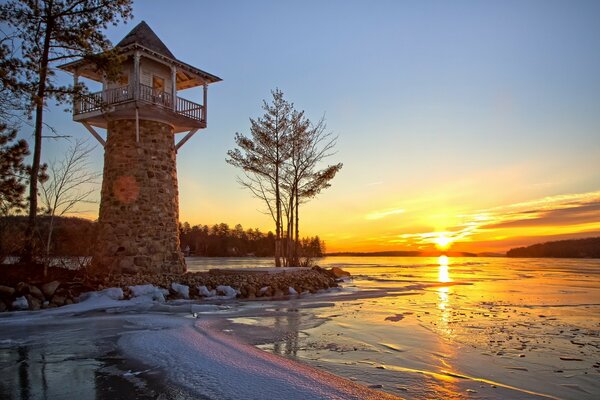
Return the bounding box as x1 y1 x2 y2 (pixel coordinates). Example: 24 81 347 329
438 255 450 283
437 255 451 334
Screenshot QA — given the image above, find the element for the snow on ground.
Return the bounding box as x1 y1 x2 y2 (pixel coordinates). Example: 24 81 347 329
119 318 399 400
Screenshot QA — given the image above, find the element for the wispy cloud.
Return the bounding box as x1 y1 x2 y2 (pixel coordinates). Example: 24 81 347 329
386 190 600 250
366 208 406 220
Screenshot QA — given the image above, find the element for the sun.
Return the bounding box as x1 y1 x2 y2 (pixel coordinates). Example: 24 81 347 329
433 233 453 250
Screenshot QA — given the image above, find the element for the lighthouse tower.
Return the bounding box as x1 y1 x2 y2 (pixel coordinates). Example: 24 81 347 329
60 22 221 275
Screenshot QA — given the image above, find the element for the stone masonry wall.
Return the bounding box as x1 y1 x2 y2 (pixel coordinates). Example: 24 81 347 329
90 119 186 275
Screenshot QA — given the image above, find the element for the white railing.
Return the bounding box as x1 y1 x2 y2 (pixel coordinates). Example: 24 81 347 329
74 84 204 123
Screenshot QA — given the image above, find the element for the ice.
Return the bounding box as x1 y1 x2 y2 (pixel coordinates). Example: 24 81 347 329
129 284 169 302
171 282 190 299
197 285 216 297
11 296 28 310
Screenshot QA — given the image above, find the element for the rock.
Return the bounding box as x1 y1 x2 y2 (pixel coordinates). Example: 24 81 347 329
288 286 298 295
273 288 285 298
12 296 29 311
0 300 6 312
15 282 29 296
65 298 73 305
51 294 66 306
330 267 350 278
259 286 272 297
41 281 61 298
28 285 44 300
26 294 41 311
0 285 15 297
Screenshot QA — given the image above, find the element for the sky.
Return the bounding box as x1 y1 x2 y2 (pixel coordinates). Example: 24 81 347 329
32 0 600 253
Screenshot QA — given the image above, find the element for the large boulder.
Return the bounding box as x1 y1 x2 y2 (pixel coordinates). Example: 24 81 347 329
41 281 61 298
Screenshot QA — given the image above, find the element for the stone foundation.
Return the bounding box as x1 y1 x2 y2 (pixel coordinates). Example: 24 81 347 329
90 119 186 275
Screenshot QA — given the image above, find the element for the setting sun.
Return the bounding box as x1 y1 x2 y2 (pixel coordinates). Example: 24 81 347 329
433 233 453 250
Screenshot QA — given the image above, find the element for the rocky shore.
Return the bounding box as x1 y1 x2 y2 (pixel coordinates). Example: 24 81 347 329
0 264 350 312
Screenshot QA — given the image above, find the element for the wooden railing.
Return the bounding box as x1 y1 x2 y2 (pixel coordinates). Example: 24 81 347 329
74 84 204 123
176 96 203 121
139 83 172 108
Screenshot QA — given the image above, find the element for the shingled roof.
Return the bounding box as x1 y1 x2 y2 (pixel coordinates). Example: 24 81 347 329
116 21 175 59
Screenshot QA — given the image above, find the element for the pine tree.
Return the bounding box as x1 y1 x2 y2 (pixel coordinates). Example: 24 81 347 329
0 124 29 215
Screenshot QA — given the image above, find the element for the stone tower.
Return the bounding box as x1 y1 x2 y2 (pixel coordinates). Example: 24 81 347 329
60 22 221 275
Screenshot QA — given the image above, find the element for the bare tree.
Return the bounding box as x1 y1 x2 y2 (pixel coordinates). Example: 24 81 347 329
283 112 342 264
39 139 98 274
0 0 133 262
228 89 343 267
227 89 292 267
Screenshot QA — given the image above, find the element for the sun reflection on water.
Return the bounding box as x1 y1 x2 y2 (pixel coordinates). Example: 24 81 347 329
437 255 452 336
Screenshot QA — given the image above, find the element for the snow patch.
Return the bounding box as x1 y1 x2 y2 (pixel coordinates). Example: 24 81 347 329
11 296 28 310
216 285 238 299
129 285 169 303
171 283 189 299
197 285 216 298
80 287 124 302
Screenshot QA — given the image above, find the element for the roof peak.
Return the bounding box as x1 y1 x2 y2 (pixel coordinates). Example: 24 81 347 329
116 21 175 59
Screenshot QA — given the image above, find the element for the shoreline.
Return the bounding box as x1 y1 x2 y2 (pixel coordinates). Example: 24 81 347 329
0 264 346 312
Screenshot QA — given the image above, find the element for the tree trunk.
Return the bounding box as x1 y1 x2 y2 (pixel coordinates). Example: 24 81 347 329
274 158 281 267
23 18 53 263
44 214 55 277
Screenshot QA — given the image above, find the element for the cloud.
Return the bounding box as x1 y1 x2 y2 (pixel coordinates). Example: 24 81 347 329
388 189 600 251
365 208 405 220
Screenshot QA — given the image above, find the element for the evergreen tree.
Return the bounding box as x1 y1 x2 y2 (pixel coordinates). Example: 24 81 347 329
0 124 29 216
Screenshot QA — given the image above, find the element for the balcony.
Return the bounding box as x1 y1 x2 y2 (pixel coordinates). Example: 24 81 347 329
73 83 205 132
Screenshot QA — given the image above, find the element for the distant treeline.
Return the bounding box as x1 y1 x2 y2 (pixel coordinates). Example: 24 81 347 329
326 250 477 257
507 237 600 258
179 222 325 258
0 216 325 259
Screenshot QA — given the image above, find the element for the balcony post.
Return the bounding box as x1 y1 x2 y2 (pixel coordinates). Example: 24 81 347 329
203 83 208 125
73 71 79 114
134 51 140 101
171 66 177 111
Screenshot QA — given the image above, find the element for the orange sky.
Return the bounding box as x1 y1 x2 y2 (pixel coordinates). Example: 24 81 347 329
44 2 600 255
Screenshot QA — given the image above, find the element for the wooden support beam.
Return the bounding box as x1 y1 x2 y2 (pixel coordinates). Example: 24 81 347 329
175 128 199 152
134 51 140 101
203 83 208 125
81 122 106 147
73 72 79 114
171 66 177 112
